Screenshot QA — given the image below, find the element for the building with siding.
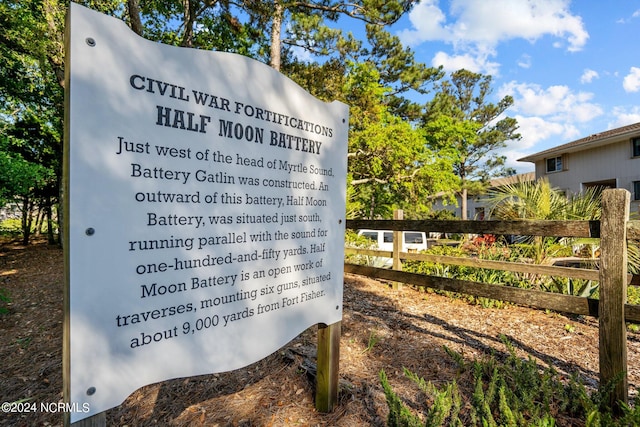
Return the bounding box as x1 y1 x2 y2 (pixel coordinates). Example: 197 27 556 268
518 121 640 214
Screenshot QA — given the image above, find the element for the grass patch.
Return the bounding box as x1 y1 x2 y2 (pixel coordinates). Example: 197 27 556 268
381 336 639 426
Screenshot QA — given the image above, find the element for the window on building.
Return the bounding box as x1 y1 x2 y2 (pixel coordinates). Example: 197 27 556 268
633 138 640 158
634 181 640 201
546 156 563 173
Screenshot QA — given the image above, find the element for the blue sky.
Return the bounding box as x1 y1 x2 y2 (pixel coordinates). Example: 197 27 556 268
382 0 640 173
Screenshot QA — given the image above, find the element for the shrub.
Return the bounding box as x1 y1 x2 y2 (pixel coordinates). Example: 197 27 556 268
0 288 10 315
0 218 22 235
380 336 640 426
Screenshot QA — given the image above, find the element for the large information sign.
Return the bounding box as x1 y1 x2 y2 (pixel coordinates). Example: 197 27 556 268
65 4 347 422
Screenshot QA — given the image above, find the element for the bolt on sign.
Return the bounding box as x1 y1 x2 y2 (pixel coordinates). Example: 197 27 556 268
64 3 348 422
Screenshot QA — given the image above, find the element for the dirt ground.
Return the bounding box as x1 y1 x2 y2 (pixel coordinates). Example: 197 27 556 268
2 239 640 426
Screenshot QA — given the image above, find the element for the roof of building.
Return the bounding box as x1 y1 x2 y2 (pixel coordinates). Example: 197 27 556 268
518 121 640 163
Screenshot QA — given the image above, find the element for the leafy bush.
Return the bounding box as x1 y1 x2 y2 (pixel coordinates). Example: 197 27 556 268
0 217 58 237
403 243 529 307
381 336 640 426
0 218 22 235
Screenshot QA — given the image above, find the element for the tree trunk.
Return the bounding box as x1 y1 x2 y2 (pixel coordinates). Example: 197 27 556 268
34 206 43 236
127 0 144 36
181 0 196 47
269 0 283 71
46 196 55 245
460 187 468 220
21 197 32 245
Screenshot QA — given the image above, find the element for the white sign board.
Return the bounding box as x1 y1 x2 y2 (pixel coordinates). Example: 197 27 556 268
65 3 347 422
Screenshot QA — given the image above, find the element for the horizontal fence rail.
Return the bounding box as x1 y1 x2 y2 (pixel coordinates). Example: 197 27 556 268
344 189 639 413
344 248 640 286
344 263 603 318
344 247 602 281
346 219 602 238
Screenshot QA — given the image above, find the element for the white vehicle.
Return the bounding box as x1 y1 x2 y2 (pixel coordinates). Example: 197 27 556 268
357 229 428 253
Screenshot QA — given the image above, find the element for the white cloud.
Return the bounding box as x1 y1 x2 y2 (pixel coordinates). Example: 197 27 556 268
514 116 573 148
498 81 603 122
608 106 640 128
623 67 640 92
618 9 640 23
502 148 535 173
432 51 500 75
397 0 450 46
496 81 604 168
517 54 532 69
516 116 581 153
399 0 589 52
580 69 599 84
501 116 577 172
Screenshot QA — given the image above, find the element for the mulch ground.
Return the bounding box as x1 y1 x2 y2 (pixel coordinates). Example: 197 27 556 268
2 238 640 426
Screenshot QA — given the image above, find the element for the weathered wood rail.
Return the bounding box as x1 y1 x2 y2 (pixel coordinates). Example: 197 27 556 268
345 189 640 413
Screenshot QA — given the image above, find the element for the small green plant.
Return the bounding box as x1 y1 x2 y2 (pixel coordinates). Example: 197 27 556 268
380 369 423 427
0 288 10 315
443 345 466 372
380 337 640 426
362 330 380 353
16 336 32 348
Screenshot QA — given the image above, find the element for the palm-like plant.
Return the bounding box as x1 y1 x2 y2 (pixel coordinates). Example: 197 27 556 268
485 178 600 266
485 178 640 296
487 177 601 221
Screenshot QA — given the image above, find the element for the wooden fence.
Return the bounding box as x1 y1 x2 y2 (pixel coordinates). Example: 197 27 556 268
344 189 640 413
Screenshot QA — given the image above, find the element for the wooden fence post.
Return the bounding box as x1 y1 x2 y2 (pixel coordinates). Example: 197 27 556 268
316 321 341 412
392 209 403 290
69 414 106 427
599 188 630 414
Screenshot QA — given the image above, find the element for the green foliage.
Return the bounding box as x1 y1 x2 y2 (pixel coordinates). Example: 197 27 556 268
0 288 10 315
403 241 531 307
0 0 63 244
381 337 640 427
488 178 569 221
422 69 521 219
0 217 57 236
486 178 602 266
628 285 640 306
403 368 463 427
0 218 22 235
1 0 466 227
485 178 640 283
380 369 424 427
345 61 457 218
0 136 55 205
362 330 380 353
